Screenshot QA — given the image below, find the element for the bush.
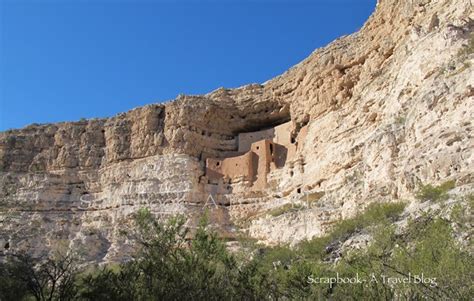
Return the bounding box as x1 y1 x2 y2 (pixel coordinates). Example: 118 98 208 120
298 202 405 261
0 252 79 301
1 199 471 300
458 31 474 58
268 203 303 217
416 180 455 202
296 200 473 300
80 212 242 300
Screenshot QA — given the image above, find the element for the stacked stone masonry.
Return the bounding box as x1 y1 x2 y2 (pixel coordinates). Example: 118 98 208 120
202 121 308 194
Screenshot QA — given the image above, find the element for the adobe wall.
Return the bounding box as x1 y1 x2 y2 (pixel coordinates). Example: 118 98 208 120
238 128 275 152
250 139 274 190
237 121 295 152
270 121 296 163
272 122 308 163
204 121 306 193
271 143 289 169
205 151 254 184
273 121 293 146
221 152 255 181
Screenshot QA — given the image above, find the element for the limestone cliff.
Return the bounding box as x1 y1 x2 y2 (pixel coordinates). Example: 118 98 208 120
1 0 473 262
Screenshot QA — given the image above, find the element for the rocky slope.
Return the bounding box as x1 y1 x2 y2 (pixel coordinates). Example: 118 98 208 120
1 0 473 262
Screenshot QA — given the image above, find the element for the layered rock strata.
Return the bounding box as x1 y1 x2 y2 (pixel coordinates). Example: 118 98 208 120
1 0 473 260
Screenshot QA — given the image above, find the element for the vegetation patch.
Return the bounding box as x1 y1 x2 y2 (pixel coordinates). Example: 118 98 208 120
415 180 455 202
0 198 472 300
447 61 471 78
458 31 474 58
395 114 406 125
268 203 304 217
298 202 406 260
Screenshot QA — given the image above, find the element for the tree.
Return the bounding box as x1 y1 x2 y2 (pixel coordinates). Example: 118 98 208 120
80 210 244 300
0 251 79 301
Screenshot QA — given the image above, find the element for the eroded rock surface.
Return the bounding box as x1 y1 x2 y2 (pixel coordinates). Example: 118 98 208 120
1 0 473 261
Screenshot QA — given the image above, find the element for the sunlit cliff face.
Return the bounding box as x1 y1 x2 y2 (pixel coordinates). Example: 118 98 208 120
1 0 473 262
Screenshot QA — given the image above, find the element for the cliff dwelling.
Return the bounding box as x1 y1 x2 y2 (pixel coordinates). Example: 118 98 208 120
201 121 308 194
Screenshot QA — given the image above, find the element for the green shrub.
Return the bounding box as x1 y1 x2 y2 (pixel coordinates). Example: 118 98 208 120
330 201 405 240
268 203 303 217
2 198 472 300
447 61 471 77
450 194 473 232
416 180 455 202
80 213 242 300
298 201 472 300
458 31 474 58
395 115 406 125
389 217 473 299
299 202 405 261
0 252 80 301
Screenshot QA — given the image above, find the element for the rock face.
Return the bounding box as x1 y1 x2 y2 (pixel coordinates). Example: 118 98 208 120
1 0 473 261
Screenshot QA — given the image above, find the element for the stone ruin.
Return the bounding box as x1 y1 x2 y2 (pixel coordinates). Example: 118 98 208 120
200 121 308 195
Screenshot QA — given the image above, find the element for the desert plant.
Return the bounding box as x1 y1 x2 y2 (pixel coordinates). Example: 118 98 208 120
0 251 80 301
415 180 455 202
395 114 407 125
80 210 241 300
458 31 474 58
4 198 471 300
268 203 304 217
298 202 406 262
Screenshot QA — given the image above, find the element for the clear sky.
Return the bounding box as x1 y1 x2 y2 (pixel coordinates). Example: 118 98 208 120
0 0 376 131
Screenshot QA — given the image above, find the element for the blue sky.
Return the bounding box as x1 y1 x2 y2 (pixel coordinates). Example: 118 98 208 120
0 0 376 130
